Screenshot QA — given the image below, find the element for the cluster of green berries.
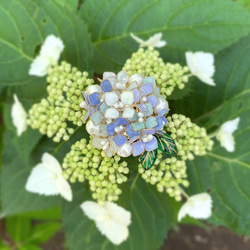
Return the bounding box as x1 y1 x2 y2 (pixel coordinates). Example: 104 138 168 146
123 47 190 97
139 152 189 201
27 61 94 142
62 138 129 202
165 114 214 161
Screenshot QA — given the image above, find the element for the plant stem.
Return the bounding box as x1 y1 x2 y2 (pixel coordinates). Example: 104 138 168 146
178 186 190 199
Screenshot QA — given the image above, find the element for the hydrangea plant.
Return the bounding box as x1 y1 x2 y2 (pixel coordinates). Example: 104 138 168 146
1 0 250 249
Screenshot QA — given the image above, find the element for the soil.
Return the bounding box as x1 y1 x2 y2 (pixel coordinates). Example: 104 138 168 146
162 225 250 250
1 218 250 250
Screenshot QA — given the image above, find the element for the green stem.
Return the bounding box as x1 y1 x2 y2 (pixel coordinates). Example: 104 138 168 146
178 186 190 199
208 130 218 138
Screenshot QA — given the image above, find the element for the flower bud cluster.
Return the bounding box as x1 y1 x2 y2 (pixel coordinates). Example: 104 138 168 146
165 114 214 160
62 138 129 202
27 61 94 142
123 47 190 97
138 152 189 201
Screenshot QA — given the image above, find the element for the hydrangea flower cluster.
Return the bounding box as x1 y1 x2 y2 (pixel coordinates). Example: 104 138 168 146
27 62 94 142
62 138 129 202
81 71 176 163
123 47 190 97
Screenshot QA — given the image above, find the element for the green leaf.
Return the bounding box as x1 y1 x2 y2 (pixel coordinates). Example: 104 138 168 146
55 0 79 11
79 0 250 73
62 179 178 250
6 216 31 242
139 149 158 170
20 206 61 220
175 34 250 235
236 0 250 12
0 103 61 217
18 244 41 250
0 0 93 100
156 132 178 154
25 222 61 245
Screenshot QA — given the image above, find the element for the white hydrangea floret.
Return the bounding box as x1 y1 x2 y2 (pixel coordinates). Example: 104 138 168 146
130 32 166 48
178 193 212 221
216 117 240 152
25 153 72 201
29 34 64 77
185 51 215 86
81 201 131 245
11 94 27 136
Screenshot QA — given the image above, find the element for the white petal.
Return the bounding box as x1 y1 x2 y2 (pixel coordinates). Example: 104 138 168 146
146 33 166 47
86 120 107 137
80 201 108 221
105 92 119 106
11 94 27 136
186 51 215 86
86 85 102 94
220 117 240 134
178 193 212 221
56 175 72 201
120 91 134 105
154 40 167 48
122 107 135 118
130 33 145 45
96 219 129 245
154 98 169 114
103 72 116 80
92 137 108 149
130 32 166 48
25 164 59 196
40 34 64 62
117 143 132 157
177 202 190 221
105 108 119 119
117 71 129 85
188 193 212 219
42 153 62 174
217 132 235 152
128 73 144 86
29 56 51 77
105 202 131 227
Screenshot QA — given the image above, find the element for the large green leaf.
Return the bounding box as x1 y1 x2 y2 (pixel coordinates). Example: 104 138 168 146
62 179 179 250
79 0 250 73
175 34 250 235
6 216 31 242
0 103 61 217
0 102 88 216
0 0 93 100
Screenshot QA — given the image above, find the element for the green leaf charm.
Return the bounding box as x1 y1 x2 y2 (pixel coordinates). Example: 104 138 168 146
156 132 178 155
139 149 158 170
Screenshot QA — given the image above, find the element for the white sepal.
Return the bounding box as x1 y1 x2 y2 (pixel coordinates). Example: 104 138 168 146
178 193 212 221
216 117 240 152
80 201 131 245
11 94 27 136
185 51 215 86
29 35 64 77
130 32 166 48
25 153 72 201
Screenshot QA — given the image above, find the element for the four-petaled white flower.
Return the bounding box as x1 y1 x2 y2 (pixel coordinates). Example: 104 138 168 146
80 201 131 245
25 153 72 201
216 117 240 152
29 35 64 77
130 32 166 48
11 94 27 136
185 51 215 86
178 193 212 221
